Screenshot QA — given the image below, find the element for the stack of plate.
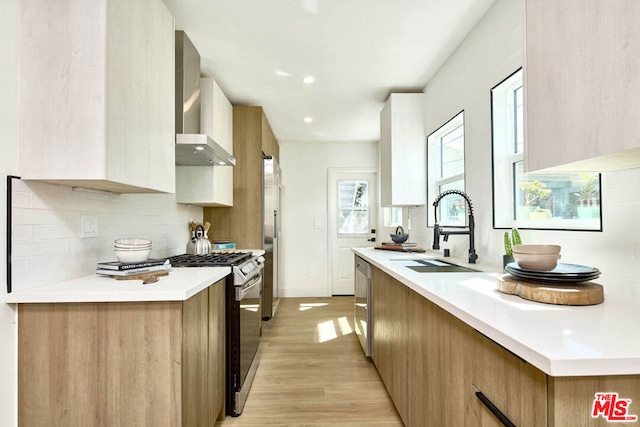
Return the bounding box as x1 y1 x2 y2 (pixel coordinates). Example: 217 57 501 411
504 262 600 283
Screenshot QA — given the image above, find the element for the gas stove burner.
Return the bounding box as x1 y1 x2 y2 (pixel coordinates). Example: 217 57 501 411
168 252 252 267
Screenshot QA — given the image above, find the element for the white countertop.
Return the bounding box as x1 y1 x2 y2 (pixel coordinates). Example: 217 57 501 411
5 267 231 303
5 249 267 304
353 247 640 377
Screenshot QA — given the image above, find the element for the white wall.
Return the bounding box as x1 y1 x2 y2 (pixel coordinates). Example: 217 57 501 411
10 181 201 291
409 0 640 296
279 140 378 296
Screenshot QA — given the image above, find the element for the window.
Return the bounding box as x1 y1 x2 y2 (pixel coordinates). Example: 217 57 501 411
427 111 466 227
337 180 370 236
491 69 602 231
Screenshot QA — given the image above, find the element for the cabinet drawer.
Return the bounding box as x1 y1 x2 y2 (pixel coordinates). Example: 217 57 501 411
468 330 547 427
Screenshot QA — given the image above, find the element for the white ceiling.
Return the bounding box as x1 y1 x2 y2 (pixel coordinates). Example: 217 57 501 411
162 0 496 144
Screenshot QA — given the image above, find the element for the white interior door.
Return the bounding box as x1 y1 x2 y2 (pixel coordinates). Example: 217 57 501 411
328 169 377 295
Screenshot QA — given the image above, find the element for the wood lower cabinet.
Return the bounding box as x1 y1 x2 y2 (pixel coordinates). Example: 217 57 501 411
467 330 547 427
371 267 409 424
208 277 227 421
17 279 226 426
368 264 640 427
548 376 640 427
407 288 472 427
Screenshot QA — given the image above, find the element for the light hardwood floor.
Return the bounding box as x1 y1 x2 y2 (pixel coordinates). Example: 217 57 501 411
215 296 403 427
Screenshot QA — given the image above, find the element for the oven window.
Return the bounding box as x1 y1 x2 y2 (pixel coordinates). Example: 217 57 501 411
337 180 370 236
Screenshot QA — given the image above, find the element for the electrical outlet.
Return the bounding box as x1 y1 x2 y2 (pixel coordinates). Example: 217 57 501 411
81 215 99 238
308 268 315 277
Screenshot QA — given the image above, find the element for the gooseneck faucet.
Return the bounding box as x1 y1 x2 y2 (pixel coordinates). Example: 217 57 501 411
432 189 478 264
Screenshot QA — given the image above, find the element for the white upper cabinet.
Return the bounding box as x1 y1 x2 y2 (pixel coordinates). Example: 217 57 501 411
524 0 640 172
380 93 426 206
176 77 234 206
18 0 175 193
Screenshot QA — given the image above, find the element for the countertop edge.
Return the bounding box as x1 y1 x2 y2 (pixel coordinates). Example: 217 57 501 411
5 267 231 303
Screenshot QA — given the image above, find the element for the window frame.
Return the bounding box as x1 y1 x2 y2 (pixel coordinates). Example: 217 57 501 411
490 68 603 232
427 110 466 228
336 179 371 237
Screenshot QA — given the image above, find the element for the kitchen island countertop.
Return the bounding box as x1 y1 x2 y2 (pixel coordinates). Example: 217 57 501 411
353 247 640 377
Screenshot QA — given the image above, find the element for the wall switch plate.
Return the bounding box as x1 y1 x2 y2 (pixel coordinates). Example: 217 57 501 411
81 215 99 238
308 268 315 277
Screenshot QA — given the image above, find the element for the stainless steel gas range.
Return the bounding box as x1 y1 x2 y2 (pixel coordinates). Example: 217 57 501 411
168 252 265 416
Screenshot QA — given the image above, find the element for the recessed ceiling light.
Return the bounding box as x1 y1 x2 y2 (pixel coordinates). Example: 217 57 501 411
302 75 315 84
304 117 313 123
195 146 205 151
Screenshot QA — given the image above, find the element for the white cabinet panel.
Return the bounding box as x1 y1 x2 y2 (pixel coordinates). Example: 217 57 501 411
524 0 640 172
18 0 175 193
380 93 426 206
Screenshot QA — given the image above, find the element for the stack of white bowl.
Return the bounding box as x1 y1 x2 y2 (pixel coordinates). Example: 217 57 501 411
114 238 152 263
512 244 561 271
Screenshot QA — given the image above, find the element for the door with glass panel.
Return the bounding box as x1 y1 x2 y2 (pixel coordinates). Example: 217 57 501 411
328 169 377 296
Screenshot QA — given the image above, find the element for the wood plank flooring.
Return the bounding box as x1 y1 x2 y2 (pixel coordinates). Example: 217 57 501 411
215 297 403 427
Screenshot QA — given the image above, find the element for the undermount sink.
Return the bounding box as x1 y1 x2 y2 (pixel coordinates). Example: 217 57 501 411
402 259 478 273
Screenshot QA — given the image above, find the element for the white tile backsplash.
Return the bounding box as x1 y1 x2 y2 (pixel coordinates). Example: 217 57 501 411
10 180 201 292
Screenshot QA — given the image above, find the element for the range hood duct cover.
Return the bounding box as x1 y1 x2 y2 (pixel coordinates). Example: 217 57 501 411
175 31 234 166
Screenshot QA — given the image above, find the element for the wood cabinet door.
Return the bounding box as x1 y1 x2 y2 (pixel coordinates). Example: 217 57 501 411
466 330 547 427
18 302 183 427
182 289 210 426
549 376 640 427
208 279 227 421
407 290 471 427
371 267 409 424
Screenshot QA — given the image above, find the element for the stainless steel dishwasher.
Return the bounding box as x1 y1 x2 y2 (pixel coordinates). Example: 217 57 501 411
354 256 372 357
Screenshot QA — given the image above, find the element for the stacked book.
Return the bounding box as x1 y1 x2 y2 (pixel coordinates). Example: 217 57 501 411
379 242 424 252
96 258 171 276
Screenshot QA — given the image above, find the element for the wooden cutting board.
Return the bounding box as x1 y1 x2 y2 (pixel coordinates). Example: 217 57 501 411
496 274 604 306
113 270 169 284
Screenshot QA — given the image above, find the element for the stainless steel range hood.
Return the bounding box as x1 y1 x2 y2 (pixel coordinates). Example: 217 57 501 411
175 31 235 166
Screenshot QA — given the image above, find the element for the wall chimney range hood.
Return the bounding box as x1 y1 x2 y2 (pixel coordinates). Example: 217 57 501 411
175 31 235 166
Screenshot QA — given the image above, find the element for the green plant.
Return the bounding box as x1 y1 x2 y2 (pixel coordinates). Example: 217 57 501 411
504 232 512 256
519 180 551 207
504 228 522 256
511 228 522 246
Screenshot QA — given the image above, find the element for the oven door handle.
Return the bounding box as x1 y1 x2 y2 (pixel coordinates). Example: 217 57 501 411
236 273 262 301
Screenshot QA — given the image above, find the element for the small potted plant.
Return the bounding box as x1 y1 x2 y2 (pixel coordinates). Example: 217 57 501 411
503 228 521 268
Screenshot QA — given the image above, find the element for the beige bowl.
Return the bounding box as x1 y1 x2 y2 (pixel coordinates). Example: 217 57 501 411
512 244 561 255
513 252 561 271
114 238 152 248
114 247 151 263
